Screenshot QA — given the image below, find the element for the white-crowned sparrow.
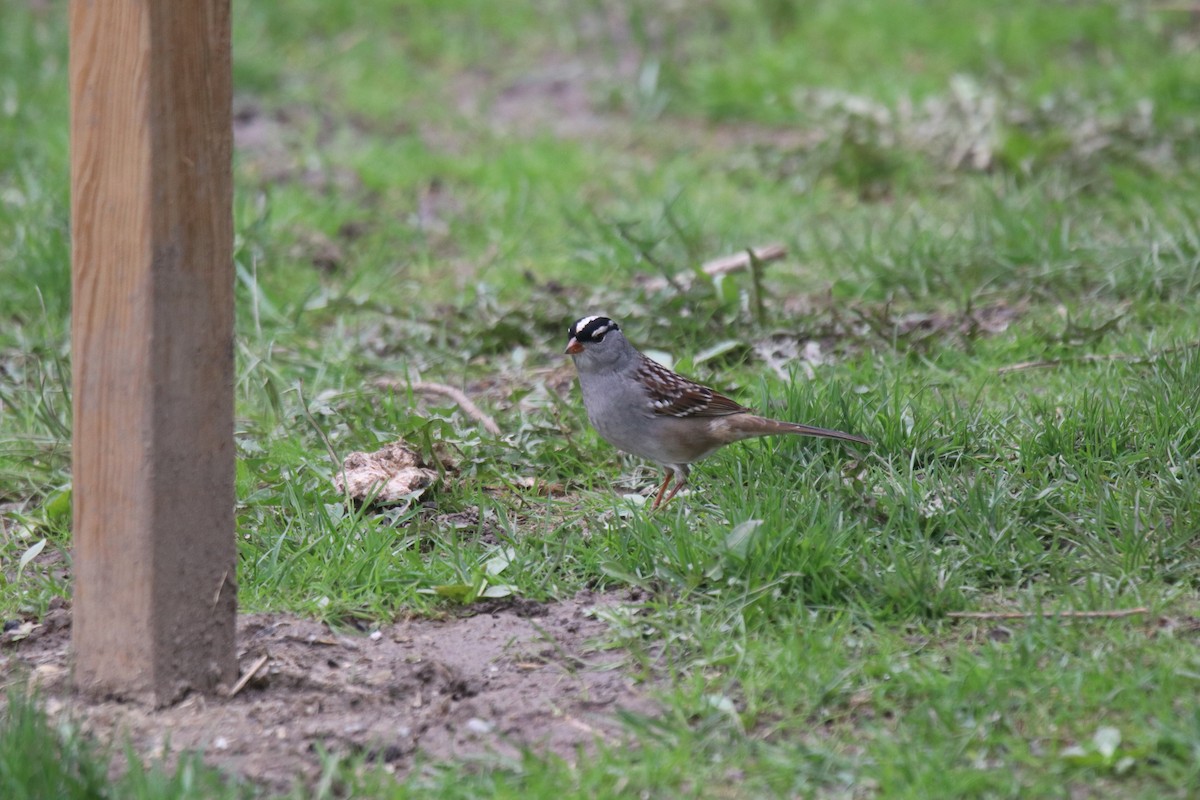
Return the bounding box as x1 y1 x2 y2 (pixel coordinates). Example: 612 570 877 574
565 315 871 509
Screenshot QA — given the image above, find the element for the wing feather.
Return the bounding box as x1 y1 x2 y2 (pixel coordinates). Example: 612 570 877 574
635 358 749 418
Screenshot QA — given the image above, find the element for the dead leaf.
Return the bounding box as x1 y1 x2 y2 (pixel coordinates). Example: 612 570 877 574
1 620 40 644
333 441 439 505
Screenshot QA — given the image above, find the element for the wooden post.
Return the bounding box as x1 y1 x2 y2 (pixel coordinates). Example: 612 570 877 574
70 0 236 704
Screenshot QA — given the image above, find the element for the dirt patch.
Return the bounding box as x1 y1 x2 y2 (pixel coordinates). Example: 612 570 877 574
2 592 657 792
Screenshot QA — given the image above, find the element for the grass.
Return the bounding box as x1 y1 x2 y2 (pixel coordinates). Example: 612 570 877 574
0 693 252 800
3 0 1200 796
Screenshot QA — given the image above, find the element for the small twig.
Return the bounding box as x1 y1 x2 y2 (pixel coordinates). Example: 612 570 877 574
211 569 231 610
999 355 1138 374
229 654 270 698
282 634 344 647
563 714 612 742
644 243 787 291
998 341 1200 375
377 378 502 436
947 607 1148 621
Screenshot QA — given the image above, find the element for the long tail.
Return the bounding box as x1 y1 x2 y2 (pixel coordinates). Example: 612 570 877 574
726 414 872 446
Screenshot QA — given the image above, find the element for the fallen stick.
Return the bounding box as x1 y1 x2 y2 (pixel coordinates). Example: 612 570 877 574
377 378 502 436
702 243 788 276
998 341 1200 375
947 607 1148 621
282 634 345 647
229 654 270 698
644 243 787 292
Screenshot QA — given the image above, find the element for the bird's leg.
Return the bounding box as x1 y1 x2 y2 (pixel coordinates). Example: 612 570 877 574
650 470 674 510
653 466 689 510
656 474 688 509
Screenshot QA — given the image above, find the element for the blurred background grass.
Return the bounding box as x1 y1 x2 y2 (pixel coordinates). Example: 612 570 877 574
2 1 1200 797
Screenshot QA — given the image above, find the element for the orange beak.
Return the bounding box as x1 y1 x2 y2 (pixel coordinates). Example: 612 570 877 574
565 338 583 355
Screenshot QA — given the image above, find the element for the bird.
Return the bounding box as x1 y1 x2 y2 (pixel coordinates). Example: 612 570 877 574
564 315 871 510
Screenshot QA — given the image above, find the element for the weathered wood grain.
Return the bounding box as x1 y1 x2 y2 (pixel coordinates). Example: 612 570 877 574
70 0 236 705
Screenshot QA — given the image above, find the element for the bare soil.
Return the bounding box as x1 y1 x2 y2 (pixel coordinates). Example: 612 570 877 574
2 592 657 793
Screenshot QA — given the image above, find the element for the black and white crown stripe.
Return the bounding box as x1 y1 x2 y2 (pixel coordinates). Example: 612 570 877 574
569 315 620 343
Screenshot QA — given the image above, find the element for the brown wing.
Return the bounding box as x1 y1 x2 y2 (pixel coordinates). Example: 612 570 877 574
635 357 750 418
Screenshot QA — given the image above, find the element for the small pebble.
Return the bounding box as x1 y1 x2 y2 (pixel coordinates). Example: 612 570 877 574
465 717 493 735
